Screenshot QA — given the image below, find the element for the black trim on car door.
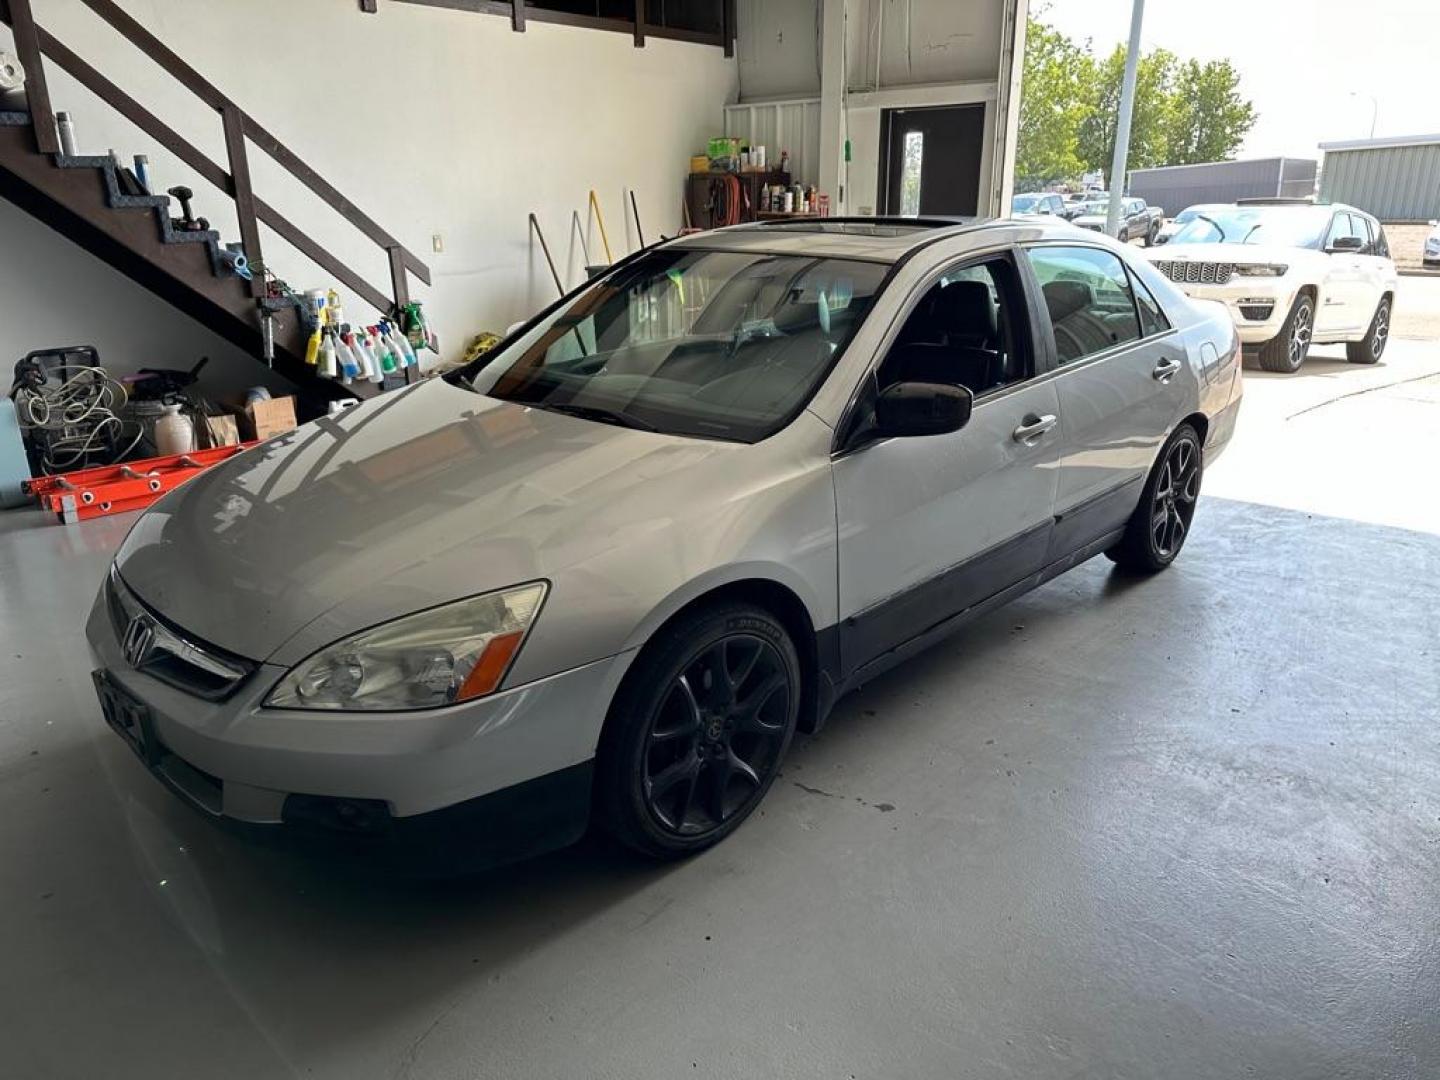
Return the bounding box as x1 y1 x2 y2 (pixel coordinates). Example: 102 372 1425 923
839 520 1051 675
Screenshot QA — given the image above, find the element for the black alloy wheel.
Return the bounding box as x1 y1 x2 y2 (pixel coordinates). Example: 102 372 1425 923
1149 436 1200 560
1107 423 1203 572
596 603 800 858
642 635 790 836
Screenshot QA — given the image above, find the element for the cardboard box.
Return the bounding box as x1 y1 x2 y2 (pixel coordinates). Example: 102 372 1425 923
243 396 297 441
201 413 240 449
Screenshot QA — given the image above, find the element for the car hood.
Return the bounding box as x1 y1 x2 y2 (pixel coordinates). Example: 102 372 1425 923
113 380 745 661
1146 242 1318 266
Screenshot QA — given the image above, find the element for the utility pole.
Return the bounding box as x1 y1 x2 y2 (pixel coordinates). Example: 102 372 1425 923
1106 0 1144 239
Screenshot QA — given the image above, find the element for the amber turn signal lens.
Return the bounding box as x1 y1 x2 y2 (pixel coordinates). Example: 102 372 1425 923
456 630 525 702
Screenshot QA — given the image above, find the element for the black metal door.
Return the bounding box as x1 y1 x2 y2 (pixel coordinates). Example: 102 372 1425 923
880 105 984 217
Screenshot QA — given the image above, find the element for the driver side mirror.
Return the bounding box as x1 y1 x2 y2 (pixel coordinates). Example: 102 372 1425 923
874 381 974 439
1327 235 1363 253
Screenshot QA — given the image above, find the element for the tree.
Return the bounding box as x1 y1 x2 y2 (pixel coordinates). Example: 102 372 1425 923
1015 17 1095 189
1076 45 1179 176
1164 59 1257 165
1015 16 1258 189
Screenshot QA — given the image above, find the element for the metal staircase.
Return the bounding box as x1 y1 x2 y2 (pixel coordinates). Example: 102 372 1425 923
0 0 431 404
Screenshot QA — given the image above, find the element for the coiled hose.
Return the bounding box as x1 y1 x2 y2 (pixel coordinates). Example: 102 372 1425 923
708 173 743 228
9 364 143 474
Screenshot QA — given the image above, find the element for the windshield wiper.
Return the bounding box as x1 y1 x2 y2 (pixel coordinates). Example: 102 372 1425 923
1194 213 1227 242
541 403 658 432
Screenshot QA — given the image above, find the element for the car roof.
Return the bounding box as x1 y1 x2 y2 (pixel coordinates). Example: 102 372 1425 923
668 216 1138 263
671 218 989 262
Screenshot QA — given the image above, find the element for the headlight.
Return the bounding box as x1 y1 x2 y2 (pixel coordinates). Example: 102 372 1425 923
1234 263 1288 277
265 582 547 711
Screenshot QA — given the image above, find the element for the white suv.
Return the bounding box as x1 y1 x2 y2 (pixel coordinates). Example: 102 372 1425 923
1144 201 1397 372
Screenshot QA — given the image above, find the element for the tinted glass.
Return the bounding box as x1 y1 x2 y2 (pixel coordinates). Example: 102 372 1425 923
1026 246 1143 364
1168 206 1330 248
1327 212 1366 248
1130 270 1170 336
1372 219 1391 257
468 249 888 443
1012 194 1042 212
880 258 1028 397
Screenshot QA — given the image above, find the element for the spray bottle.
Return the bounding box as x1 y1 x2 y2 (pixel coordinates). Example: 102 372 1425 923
337 327 362 380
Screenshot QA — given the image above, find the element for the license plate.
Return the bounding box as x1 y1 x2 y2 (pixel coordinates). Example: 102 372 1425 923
93 670 160 766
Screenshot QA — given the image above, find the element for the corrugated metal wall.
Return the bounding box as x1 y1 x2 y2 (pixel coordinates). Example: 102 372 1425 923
1127 158 1317 215
723 99 823 186
1319 144 1440 221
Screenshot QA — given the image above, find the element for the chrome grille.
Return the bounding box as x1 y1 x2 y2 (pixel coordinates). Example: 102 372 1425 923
106 566 254 700
1152 260 1235 285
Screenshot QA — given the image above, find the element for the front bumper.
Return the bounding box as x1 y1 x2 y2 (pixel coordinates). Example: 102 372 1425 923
86 588 634 866
1163 278 1295 344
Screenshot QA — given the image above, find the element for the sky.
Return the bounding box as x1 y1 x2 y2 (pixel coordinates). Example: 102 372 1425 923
1039 0 1440 159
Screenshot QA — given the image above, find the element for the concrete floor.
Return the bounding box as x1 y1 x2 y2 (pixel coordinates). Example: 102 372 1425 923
3 298 1439 1078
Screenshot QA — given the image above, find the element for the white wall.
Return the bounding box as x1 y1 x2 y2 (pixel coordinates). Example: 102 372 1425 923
1 0 737 387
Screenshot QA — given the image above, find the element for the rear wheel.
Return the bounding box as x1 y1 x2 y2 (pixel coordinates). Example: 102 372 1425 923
1346 296 1390 364
595 603 800 859
1257 293 1314 373
1143 221 1158 247
1107 424 1203 573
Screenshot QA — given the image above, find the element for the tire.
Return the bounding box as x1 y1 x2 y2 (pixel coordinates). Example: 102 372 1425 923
1106 424 1203 573
1143 222 1158 247
595 602 801 859
1257 292 1315 373
1346 295 1391 364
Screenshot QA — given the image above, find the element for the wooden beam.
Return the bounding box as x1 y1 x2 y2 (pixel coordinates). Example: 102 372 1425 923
633 4 644 47
512 0 524 31
724 0 735 58
5 0 59 153
221 104 265 298
359 0 378 10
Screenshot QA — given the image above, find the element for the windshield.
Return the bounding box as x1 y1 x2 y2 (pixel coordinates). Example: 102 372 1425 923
1168 206 1330 248
1012 194 1042 212
465 248 889 443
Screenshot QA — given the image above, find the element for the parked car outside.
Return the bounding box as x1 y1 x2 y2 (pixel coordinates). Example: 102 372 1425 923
1424 220 1440 269
1155 204 1226 246
1012 192 1067 217
88 218 1242 869
1062 191 1105 220
1071 197 1164 244
1147 201 1398 372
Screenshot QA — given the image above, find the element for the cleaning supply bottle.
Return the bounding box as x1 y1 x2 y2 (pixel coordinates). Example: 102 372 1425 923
389 322 417 368
375 328 398 375
319 326 338 379
304 322 322 366
335 328 360 383
362 332 384 383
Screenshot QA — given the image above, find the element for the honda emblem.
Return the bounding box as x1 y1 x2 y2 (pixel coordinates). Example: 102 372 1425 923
122 615 156 669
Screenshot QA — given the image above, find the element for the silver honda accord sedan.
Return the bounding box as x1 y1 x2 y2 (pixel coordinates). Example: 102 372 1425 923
87 218 1242 868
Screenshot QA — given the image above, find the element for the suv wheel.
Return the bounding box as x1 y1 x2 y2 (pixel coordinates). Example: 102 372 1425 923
596 602 800 859
1257 293 1314 373
1346 296 1390 365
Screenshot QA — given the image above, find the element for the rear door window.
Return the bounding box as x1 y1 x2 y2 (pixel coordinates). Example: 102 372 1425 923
1025 246 1143 365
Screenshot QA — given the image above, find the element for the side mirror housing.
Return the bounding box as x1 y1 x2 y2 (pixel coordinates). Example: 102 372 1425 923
1327 235 1363 253
874 381 974 439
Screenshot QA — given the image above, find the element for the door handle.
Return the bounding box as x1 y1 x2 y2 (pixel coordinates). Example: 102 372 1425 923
1012 414 1057 444
1152 357 1182 381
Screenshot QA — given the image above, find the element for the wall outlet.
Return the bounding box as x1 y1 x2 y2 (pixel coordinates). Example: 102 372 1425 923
431 233 444 253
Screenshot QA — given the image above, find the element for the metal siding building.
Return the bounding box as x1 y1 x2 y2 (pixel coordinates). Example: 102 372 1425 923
1127 157 1317 215
1318 135 1440 221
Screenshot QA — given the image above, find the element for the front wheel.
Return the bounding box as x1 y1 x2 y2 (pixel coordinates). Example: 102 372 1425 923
1346 296 1390 364
1107 424 1203 573
1257 293 1314 373
595 603 800 859
1143 222 1158 247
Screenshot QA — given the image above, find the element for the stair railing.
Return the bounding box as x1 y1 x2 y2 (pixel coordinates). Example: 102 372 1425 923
1 0 428 323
